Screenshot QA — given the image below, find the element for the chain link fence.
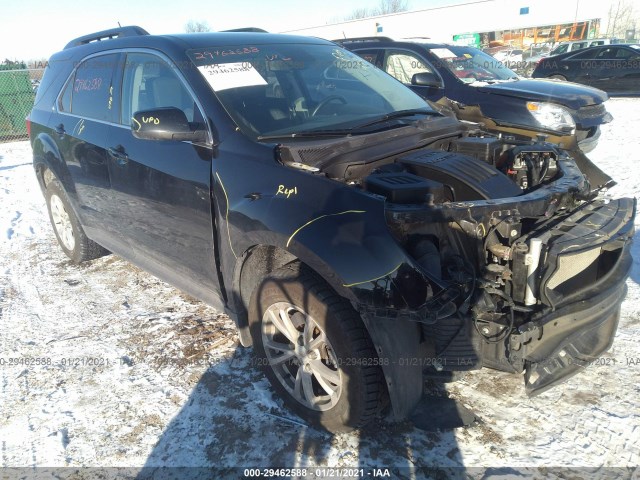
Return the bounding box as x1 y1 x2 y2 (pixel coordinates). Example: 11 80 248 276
0 68 45 143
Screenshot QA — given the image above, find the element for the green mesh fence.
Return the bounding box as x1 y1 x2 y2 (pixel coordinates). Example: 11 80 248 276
0 68 43 142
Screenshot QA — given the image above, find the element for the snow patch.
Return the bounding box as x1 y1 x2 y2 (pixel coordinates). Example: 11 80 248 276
0 99 639 469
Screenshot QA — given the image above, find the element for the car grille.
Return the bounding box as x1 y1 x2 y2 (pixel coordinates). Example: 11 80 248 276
543 245 626 306
538 197 635 309
546 247 602 290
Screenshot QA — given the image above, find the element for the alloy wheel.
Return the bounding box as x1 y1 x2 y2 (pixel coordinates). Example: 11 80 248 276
50 194 75 251
262 302 342 411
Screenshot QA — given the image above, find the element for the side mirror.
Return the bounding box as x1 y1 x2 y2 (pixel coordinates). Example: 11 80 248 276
131 107 208 142
411 72 442 88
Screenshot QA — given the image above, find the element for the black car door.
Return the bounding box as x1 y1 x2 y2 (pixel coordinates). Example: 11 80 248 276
559 48 600 85
598 46 640 94
573 46 637 92
105 51 222 308
49 53 127 250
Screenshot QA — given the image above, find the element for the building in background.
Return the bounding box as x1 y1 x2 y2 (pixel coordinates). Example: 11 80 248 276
282 0 617 50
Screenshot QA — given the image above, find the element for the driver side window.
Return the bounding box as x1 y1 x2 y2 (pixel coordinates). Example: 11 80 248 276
383 50 434 85
121 53 197 126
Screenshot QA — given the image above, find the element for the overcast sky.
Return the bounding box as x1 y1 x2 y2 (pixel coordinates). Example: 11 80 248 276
1 0 473 62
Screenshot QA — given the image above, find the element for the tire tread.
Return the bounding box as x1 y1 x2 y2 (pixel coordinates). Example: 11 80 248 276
268 262 386 428
46 180 109 263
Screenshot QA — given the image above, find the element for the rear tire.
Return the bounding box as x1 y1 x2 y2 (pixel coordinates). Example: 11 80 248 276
45 180 108 264
249 263 386 432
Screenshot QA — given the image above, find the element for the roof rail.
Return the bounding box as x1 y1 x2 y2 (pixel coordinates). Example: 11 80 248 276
64 26 149 50
333 36 394 44
222 27 268 33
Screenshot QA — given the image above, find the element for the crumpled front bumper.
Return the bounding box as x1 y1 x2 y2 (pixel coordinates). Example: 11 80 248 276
575 102 612 152
511 197 635 395
576 125 601 153
522 280 626 395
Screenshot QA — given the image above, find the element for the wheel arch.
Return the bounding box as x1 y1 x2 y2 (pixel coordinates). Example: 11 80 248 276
231 243 360 348
232 242 424 421
32 132 75 195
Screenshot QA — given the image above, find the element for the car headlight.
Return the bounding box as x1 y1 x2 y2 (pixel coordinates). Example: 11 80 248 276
526 102 576 133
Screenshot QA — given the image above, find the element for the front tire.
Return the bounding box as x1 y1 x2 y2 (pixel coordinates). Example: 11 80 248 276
45 180 108 264
249 263 386 432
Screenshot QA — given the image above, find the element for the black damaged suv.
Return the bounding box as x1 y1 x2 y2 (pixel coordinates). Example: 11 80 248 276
29 26 635 432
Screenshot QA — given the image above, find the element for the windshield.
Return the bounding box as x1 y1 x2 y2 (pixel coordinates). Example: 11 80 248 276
427 46 519 84
188 43 435 139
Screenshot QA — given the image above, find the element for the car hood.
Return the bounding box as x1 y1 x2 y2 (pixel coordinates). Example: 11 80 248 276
476 79 608 109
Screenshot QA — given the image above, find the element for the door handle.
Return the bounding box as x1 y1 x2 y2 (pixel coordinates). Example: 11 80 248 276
55 123 65 136
108 146 129 166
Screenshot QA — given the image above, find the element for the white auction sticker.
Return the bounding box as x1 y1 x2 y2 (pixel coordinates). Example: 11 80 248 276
430 48 457 59
198 63 267 91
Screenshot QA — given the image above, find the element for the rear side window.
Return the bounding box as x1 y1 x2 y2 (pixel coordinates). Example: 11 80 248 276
58 80 73 112
596 47 638 59
594 47 628 59
65 54 118 122
568 49 600 60
353 50 383 69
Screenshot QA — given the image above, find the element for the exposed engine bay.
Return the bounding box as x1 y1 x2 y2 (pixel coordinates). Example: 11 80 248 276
277 118 635 395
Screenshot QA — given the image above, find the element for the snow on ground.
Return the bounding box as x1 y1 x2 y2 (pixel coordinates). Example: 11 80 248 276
0 99 639 477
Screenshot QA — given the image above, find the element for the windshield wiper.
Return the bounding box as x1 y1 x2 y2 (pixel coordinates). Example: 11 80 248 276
256 109 438 141
257 130 350 141
349 109 438 131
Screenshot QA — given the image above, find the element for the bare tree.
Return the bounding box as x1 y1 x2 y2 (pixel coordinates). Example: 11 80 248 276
184 20 211 33
343 0 409 20
344 8 371 20
376 0 409 15
606 0 638 39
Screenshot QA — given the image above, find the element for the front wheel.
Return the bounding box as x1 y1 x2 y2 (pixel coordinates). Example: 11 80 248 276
45 180 108 263
249 263 386 432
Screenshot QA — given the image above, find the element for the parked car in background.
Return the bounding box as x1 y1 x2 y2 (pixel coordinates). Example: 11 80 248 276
492 48 523 69
532 44 640 96
29 26 635 433
338 37 612 153
484 45 545 77
517 44 554 78
549 38 622 56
